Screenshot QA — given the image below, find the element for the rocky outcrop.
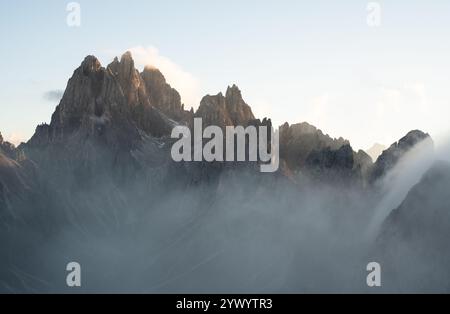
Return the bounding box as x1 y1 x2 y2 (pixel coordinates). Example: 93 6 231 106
141 66 192 122
370 130 433 183
106 52 149 108
279 122 349 170
305 144 354 181
195 85 255 127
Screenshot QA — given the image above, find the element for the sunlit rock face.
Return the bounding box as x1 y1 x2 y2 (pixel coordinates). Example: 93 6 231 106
195 84 255 128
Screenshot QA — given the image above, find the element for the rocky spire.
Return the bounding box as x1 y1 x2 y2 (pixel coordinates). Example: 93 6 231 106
81 55 102 74
48 54 109 138
107 51 149 108
225 84 255 126
141 66 184 120
195 84 255 127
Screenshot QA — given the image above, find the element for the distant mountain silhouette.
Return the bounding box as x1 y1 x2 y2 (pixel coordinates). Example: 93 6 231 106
366 143 386 162
369 130 433 183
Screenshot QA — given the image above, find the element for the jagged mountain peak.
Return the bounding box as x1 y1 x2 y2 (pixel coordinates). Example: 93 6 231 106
80 55 102 74
225 84 242 98
370 130 433 182
28 53 264 148
396 130 430 151
107 52 134 72
195 84 255 127
24 52 432 188
121 50 133 61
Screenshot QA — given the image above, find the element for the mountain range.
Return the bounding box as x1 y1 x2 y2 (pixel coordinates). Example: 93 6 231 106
0 52 448 293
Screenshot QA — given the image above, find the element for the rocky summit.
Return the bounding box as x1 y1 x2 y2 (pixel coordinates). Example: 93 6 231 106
29 52 191 149
195 85 255 127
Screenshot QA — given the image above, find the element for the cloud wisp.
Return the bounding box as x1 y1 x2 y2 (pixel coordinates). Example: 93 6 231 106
128 46 201 108
43 90 64 102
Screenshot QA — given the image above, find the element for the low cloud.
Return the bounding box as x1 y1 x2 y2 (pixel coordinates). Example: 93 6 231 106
3 132 27 146
43 90 64 102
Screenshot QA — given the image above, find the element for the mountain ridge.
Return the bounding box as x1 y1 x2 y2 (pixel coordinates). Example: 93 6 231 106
12 52 433 186
0 51 446 293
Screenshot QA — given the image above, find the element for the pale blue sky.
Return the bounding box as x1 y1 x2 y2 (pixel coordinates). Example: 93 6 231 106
1 0 450 150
